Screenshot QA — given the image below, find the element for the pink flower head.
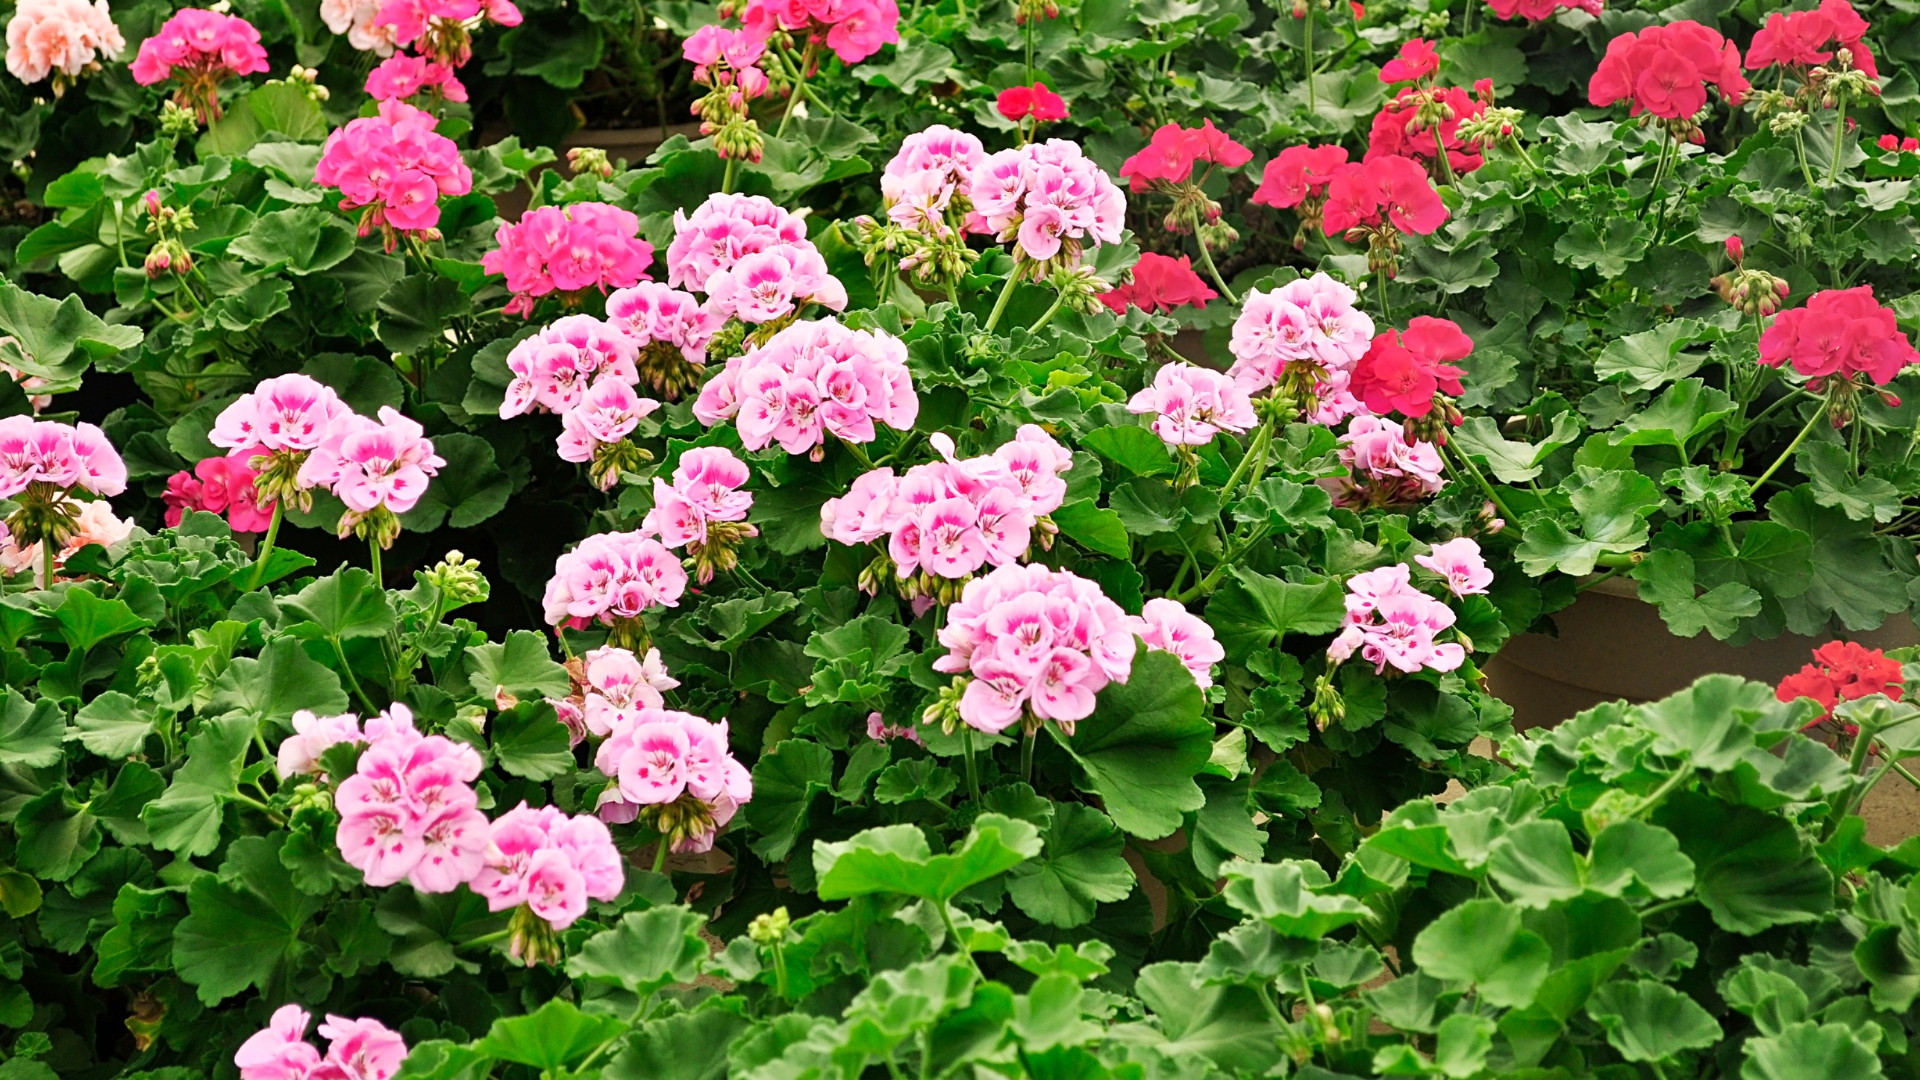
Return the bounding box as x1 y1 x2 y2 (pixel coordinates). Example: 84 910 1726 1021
315 100 473 242
557 379 662 479
605 281 722 369
471 803 623 929
1099 252 1217 315
1348 317 1470 418
372 0 517 64
5 0 124 84
1415 537 1493 597
702 244 849 325
333 704 488 893
314 1016 408 1080
582 645 678 736
236 1005 322 1080
501 315 643 418
543 530 689 630
1588 20 1751 120
129 8 268 121
1328 563 1465 674
1127 597 1223 690
1747 0 1878 80
883 125 988 234
1379 38 1440 83
1119 120 1253 191
665 192 810 292
967 139 1127 267
997 82 1069 123
1250 144 1351 209
364 52 467 102
298 406 446 515
1227 272 1375 392
182 451 275 533
739 0 899 64
1367 85 1489 175
276 710 365 778
1759 285 1918 386
1327 415 1443 508
591 705 752 844
1486 0 1600 20
696 318 915 455
320 0 397 53
0 416 124 498
210 374 353 457
483 203 655 317
1127 362 1256 447
867 710 924 745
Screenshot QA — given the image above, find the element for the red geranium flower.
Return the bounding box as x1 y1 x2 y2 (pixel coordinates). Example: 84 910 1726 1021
997 81 1068 123
1777 640 1904 726
1880 134 1920 152
1588 20 1750 120
1487 0 1600 22
1349 317 1471 417
1747 0 1878 79
1099 252 1218 315
1322 155 1447 236
1251 144 1350 209
1367 85 1488 175
1119 120 1253 190
1758 285 1919 386
1379 38 1440 84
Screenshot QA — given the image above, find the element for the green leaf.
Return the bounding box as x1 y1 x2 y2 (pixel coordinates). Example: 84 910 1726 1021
54 589 152 653
173 835 326 1004
1051 500 1130 560
566 906 709 997
499 19 605 87
1588 820 1695 899
1740 1021 1884 1080
376 275 473 355
1611 379 1736 453
281 567 397 641
1055 649 1213 839
816 813 1043 904
746 739 834 862
1586 979 1722 1063
71 691 156 759
1594 319 1712 391
465 629 570 702
228 208 357 275
1486 820 1584 909
607 1000 753 1080
374 887 503 978
0 687 65 767
1006 802 1135 929
476 1000 628 1071
490 701 575 781
1554 217 1648 277
1655 792 1833 935
0 278 143 389
301 353 408 421
1220 859 1368 939
1632 549 1763 639
1515 466 1662 577
1799 442 1903 524
1452 412 1584 484
13 786 98 881
1133 962 1283 1075
1636 674 1779 772
204 637 349 728
1190 775 1265 878
1203 568 1345 662
141 715 255 856
1080 424 1176 476
871 759 957 805
1411 899 1552 1009
247 82 328 140
400 432 512 531
1767 486 1909 633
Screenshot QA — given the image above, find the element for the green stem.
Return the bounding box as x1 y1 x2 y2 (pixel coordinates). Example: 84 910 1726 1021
776 40 816 139
1029 290 1069 335
771 937 789 999
245 502 285 592
1302 12 1315 114
460 927 512 949
720 154 737 195
1194 240 1238 304
1795 128 1819 189
1637 896 1699 920
1748 398 1830 496
1446 443 1516 525
1828 96 1849 185
1632 764 1693 819
653 838 670 873
369 535 383 587
41 533 54 589
841 437 876 469
1374 267 1392 323
332 636 379 715
983 263 1024 333
961 727 982 804
1021 729 1035 785
1220 418 1275 504
1894 761 1920 790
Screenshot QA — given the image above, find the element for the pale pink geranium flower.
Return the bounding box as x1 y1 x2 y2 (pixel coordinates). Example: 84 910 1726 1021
1229 273 1375 395
211 374 353 457
581 646 677 737
556 379 662 483
1127 598 1225 690
1327 563 1467 676
542 531 689 632
334 705 489 892
644 446 754 548
299 406 446 519
313 1016 408 1080
695 318 916 457
966 140 1126 267
1127 362 1256 447
1326 415 1443 509
500 315 640 418
663 192 810 292
1415 537 1493 597
319 0 396 53
5 0 123 85
235 1005 322 1080
471 803 622 931
275 711 364 778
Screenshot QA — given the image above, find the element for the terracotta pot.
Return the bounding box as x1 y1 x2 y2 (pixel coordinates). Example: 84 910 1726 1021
485 123 706 222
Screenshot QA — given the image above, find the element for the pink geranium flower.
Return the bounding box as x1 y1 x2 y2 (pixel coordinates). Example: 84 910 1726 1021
5 0 124 85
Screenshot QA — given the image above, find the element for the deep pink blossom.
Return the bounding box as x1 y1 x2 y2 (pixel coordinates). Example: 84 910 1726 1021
315 100 472 243
738 0 900 64
1588 20 1750 120
482 203 655 317
129 8 267 120
1759 285 1918 386
364 52 466 102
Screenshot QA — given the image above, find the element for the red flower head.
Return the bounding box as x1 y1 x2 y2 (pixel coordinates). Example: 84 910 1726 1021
1350 316 1471 417
1323 155 1448 236
1777 640 1904 725
1588 20 1750 120
1759 285 1919 386
1487 0 1601 22
1099 252 1218 315
1367 85 1488 175
1748 0 1878 79
1379 38 1440 83
1251 144 1351 209
1350 1 1364 18
1120 120 1253 191
998 82 1069 123
1878 134 1920 152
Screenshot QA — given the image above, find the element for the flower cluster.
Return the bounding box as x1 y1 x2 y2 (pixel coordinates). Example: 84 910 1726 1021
211 374 354 513
557 379 662 488
1120 121 1251 236
334 705 490 893
604 282 720 399
0 416 127 582
1127 362 1256 447
684 25 769 162
1099 252 1216 316
592 705 752 853
315 100 474 247
1349 316 1471 420
862 126 987 291
1322 155 1448 272
320 0 396 53
1777 640 1904 724
665 193 847 326
1759 286 1919 388
1126 598 1224 690
1588 21 1749 126
739 0 900 64
1415 538 1493 597
968 140 1126 269
1251 144 1349 244
481 202 654 317
694 317 917 457
235 1005 406 1080
820 427 1071 601
502 315 641 417
1368 85 1488 177
129 8 269 122
365 53 465 102
1227 272 1375 416
1327 416 1443 508
1486 0 1599 22
298 406 447 547
5 0 123 88
644 446 758 582
578 646 679 737
274 710 365 779
996 82 1067 124
472 803 623 959
1747 0 1877 79
932 563 1136 734
1328 563 1466 675
1881 135 1920 153
543 530 689 646
163 452 274 533
373 0 522 68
